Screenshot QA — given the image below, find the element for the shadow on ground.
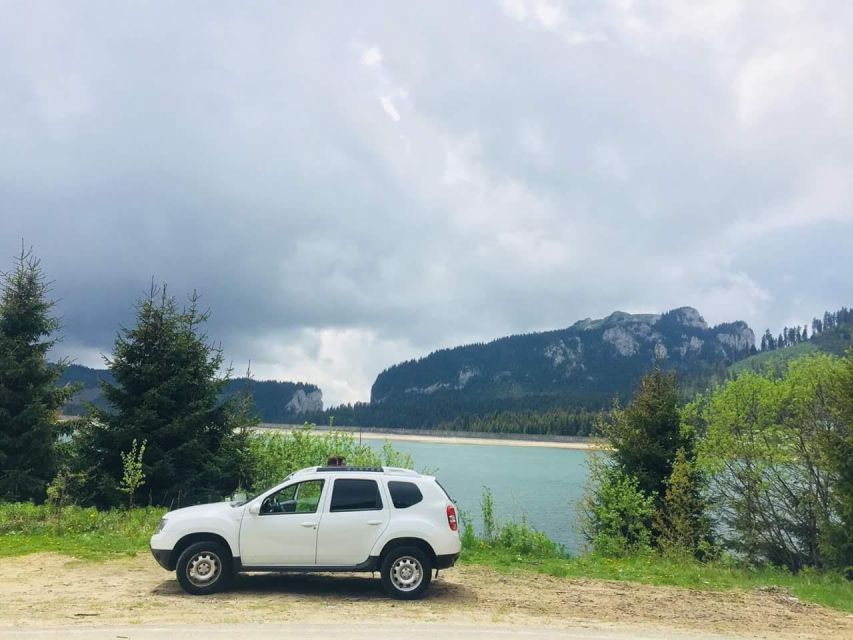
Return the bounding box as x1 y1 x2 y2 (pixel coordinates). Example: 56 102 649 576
152 572 476 603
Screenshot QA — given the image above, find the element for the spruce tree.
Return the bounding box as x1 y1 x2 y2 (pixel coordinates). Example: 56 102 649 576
75 283 246 507
0 247 74 502
598 368 682 499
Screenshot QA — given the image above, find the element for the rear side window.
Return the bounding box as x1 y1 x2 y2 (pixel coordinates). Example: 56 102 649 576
330 479 383 512
388 481 423 509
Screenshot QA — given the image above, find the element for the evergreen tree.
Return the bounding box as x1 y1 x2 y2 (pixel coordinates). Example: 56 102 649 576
0 247 74 502
598 368 682 500
655 447 711 554
75 283 247 507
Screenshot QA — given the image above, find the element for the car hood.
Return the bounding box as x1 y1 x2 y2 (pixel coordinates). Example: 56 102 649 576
164 501 239 520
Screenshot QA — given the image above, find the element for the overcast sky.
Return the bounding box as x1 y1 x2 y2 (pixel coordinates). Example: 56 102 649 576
2 1 851 405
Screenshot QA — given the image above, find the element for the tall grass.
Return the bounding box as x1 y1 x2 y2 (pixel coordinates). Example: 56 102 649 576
0 502 165 559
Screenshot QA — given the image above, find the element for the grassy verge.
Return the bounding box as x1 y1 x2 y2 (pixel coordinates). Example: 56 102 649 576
461 545 853 613
0 503 165 560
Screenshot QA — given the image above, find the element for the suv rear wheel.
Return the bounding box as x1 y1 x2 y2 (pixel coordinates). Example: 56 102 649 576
380 546 432 599
176 541 232 595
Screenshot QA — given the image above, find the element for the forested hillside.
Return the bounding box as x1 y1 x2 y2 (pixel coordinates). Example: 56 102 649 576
59 364 322 421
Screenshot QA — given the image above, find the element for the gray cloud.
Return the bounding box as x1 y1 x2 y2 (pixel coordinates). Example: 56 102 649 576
1 1 851 404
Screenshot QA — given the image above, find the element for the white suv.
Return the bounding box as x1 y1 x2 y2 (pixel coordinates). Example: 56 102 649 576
150 466 461 599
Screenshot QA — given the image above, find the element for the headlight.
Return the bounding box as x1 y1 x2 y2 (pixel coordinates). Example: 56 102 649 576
154 517 168 534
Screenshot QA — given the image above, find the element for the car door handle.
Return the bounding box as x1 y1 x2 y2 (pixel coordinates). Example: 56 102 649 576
367 520 383 525
300 522 316 528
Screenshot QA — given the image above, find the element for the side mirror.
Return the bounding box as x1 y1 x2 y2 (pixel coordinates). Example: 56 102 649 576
248 501 261 516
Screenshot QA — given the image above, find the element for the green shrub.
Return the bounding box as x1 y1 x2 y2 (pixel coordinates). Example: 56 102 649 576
582 458 655 556
248 425 415 491
495 518 564 557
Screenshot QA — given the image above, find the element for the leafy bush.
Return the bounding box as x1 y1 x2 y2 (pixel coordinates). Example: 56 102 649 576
495 518 564 557
248 426 415 491
581 457 655 556
695 354 848 570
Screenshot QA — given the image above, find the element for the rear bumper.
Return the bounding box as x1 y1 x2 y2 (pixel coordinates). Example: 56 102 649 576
435 553 459 570
150 546 172 570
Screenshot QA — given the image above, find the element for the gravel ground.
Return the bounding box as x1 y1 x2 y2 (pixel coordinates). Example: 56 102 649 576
0 553 850 639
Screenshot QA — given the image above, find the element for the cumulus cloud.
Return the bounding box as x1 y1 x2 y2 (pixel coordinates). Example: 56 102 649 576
1 1 852 404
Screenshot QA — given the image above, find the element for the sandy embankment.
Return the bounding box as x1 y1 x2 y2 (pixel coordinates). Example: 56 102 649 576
255 425 600 450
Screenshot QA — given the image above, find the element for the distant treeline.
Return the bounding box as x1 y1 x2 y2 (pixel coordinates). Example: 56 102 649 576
760 306 852 352
302 392 611 435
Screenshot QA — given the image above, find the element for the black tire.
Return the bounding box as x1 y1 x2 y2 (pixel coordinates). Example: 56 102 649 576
175 541 233 595
380 546 432 600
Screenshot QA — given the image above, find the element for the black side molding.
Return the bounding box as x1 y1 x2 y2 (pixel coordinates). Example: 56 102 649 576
234 556 381 573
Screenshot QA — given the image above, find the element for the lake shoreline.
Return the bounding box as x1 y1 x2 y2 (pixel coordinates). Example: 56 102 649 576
256 423 600 450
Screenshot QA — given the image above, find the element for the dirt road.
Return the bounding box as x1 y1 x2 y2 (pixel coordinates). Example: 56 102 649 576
0 622 749 639
0 554 850 639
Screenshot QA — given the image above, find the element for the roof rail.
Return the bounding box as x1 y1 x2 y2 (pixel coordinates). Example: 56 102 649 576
316 465 384 473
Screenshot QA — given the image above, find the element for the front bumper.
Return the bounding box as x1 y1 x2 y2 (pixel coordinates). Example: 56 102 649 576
150 546 172 570
435 553 459 570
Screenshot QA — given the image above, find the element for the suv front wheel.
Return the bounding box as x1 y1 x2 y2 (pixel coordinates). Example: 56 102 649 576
176 541 233 595
380 546 432 599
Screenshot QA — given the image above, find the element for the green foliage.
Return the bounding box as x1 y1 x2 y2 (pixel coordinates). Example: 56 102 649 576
248 426 414 491
696 354 847 571
73 283 252 507
480 486 496 543
581 457 655 556
119 439 146 508
494 517 564 557
460 488 563 559
823 349 853 575
655 447 713 556
0 502 165 559
0 247 75 502
597 368 682 500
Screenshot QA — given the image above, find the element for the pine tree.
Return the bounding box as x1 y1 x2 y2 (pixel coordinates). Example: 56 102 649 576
74 283 247 507
655 447 711 554
0 247 74 502
598 368 681 500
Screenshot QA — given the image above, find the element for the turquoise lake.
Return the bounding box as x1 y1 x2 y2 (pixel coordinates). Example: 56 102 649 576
369 439 591 552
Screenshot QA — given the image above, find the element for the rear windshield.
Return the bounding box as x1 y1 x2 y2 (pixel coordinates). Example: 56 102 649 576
388 481 423 509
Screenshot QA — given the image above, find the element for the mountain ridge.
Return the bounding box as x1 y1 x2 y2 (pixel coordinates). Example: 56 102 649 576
370 306 755 406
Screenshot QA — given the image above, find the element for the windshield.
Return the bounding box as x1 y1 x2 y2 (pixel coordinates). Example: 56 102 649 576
230 472 295 507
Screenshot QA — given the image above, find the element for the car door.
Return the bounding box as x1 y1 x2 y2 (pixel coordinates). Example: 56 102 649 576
239 479 325 566
315 477 390 566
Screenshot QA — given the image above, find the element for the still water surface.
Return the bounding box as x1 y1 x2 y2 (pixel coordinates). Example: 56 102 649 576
370 439 591 553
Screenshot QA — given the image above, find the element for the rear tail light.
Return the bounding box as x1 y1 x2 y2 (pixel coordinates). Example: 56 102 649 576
446 504 458 531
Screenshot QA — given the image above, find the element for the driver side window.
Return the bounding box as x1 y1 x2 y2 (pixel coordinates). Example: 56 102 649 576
260 479 324 515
